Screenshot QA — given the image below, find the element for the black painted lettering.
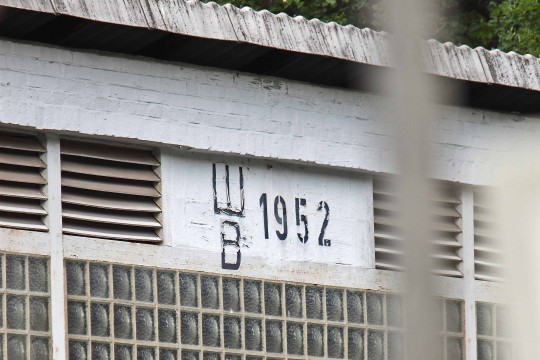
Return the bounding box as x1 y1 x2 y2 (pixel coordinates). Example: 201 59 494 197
274 195 288 240
317 201 330 246
295 197 308 243
259 193 269 239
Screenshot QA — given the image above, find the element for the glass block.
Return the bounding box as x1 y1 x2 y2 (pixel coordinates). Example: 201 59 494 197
136 269 154 303
367 330 385 360
160 349 177 360
447 337 463 360
30 297 49 331
91 303 110 337
136 308 155 341
287 323 304 355
69 341 87 360
8 335 26 360
224 317 241 349
90 264 109 298
327 327 344 359
265 321 283 353
477 340 493 360
246 357 264 360
113 266 132 300
0 295 3 326
326 289 344 322
201 277 219 309
181 312 199 345
66 262 86 296
31 337 49 360
436 299 444 331
388 332 404 360
286 286 303 318
225 355 242 360
264 283 282 316
157 272 176 305
114 305 132 339
244 281 261 313
347 291 364 324
7 295 26 330
245 319 262 351
138 347 156 360
180 274 198 307
445 300 462 333
6 255 25 290
0 255 3 288
496 306 512 338
92 343 110 360
367 293 384 325
477 303 493 336
387 295 402 327
368 331 384 360
29 258 48 293
115 345 132 360
182 351 199 360
306 287 323 320
158 310 177 343
497 342 512 360
307 325 324 357
348 329 364 360
202 315 220 347
222 279 240 312
203 353 220 360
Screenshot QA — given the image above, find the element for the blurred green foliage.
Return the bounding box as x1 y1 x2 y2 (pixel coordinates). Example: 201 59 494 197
206 0 540 55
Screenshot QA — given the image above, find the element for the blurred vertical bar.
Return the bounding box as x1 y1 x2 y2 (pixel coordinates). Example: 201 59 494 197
501 167 540 359
382 0 442 358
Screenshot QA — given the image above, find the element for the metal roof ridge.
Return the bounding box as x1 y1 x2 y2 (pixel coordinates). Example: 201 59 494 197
1 0 540 92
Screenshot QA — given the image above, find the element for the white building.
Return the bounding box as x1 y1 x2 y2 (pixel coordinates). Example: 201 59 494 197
0 0 534 359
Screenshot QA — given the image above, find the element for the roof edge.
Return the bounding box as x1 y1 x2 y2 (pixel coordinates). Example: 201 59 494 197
1 0 540 93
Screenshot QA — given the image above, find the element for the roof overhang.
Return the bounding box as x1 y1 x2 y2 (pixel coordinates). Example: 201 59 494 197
1 0 540 113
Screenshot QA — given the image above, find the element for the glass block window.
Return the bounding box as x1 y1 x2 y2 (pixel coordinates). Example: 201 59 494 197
0 252 51 359
476 302 512 360
65 260 407 360
439 299 465 360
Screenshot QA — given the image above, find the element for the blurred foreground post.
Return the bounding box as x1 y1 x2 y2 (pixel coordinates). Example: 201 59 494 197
384 0 442 358
501 163 540 359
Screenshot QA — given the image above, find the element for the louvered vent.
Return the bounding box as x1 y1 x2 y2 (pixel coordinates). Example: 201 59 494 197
373 176 463 277
60 140 162 243
474 190 503 282
0 132 47 231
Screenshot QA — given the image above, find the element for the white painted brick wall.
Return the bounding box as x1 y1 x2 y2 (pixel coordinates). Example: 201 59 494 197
0 38 539 185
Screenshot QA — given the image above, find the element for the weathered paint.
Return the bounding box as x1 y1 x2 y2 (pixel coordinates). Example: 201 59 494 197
167 153 373 267
1 0 540 92
0 39 538 186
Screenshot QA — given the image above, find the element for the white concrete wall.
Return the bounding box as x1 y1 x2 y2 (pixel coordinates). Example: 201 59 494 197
0 39 511 360
1 38 538 186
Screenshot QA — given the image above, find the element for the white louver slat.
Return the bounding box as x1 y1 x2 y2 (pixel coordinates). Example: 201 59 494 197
474 190 504 282
373 176 463 277
0 132 48 231
61 140 162 243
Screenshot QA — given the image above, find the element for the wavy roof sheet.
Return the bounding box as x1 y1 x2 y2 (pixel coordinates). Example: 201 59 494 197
1 0 540 94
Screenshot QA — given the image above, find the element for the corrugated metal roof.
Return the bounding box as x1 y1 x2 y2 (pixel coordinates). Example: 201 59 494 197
1 0 540 112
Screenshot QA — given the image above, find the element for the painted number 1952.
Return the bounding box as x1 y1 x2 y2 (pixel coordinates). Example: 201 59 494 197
259 193 331 246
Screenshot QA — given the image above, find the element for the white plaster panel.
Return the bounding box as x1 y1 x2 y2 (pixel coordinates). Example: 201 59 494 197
1 39 540 186
168 153 372 267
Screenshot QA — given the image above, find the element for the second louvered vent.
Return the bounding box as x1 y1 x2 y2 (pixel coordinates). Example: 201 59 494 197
0 132 48 231
61 140 162 243
474 190 504 282
373 176 463 277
